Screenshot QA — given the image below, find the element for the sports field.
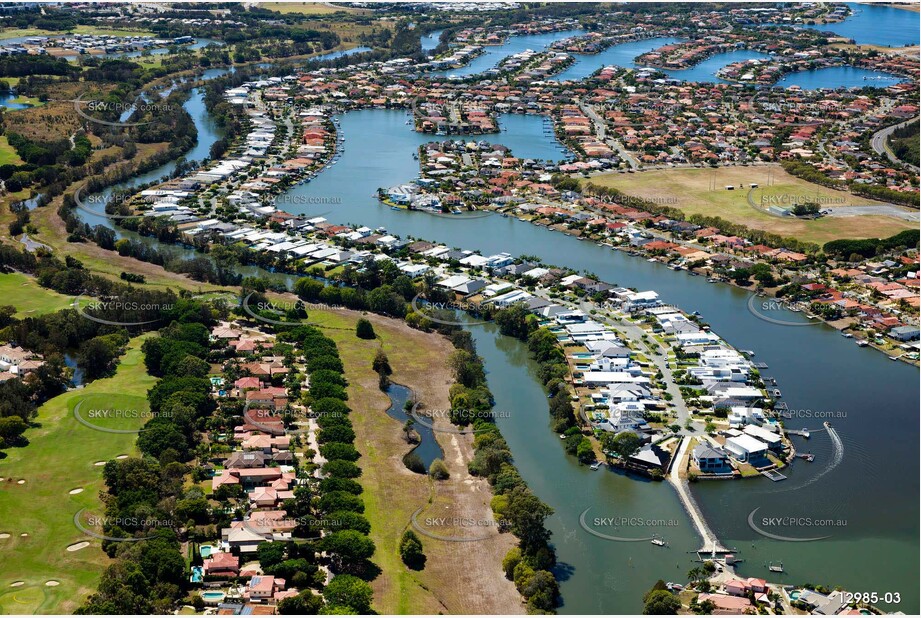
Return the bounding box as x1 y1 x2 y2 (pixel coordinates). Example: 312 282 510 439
0 273 75 317
585 165 917 244
262 2 371 14
0 336 155 614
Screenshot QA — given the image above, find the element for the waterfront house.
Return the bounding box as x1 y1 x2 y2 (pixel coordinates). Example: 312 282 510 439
698 592 752 614
742 425 783 452
724 434 767 463
693 444 730 473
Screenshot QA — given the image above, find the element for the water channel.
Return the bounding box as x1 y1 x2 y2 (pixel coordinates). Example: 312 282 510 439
65 18 921 612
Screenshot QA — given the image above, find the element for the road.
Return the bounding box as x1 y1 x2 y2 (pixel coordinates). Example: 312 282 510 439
577 98 639 169
870 115 919 173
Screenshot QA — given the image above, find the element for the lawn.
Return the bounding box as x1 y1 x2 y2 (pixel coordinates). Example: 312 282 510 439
289 303 521 614
0 336 156 615
262 2 372 14
0 272 75 317
584 165 917 245
0 135 24 166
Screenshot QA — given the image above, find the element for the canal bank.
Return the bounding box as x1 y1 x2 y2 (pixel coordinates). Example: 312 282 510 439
69 60 920 614
273 108 918 613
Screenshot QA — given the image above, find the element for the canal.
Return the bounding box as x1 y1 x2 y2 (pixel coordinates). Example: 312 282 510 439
273 108 920 613
68 17 921 610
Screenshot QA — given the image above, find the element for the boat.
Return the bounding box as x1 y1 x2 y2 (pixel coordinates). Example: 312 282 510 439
773 389 782 398
559 434 566 439
666 582 683 591
768 561 784 573
841 332 853 338
856 340 869 347
589 462 601 470
647 258 657 263
889 355 900 361
651 538 666 547
390 206 400 211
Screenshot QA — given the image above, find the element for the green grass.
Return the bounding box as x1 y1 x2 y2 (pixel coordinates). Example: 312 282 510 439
70 25 155 37
0 273 75 317
0 336 156 615
0 136 24 166
584 165 916 244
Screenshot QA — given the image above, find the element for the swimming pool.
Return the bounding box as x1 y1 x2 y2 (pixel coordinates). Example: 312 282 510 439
199 544 217 558
201 591 226 604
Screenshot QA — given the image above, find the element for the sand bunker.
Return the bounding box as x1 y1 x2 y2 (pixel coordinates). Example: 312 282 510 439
93 461 106 466
115 455 129 460
0 533 10 539
20 533 28 537
68 488 84 495
45 580 60 587
66 541 90 552
10 581 23 587
16 480 25 485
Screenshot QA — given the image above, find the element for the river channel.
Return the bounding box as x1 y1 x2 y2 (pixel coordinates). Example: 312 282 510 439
70 18 921 612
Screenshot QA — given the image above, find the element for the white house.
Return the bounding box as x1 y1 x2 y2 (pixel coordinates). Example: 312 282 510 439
724 434 767 462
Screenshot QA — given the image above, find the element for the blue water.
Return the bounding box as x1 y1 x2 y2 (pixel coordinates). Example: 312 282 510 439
421 29 443 52
799 3 919 46
80 85 227 233
538 37 770 85
657 49 773 83
313 46 372 62
551 36 680 81
280 110 567 226
0 90 31 110
777 65 906 90
383 383 444 469
432 29 585 77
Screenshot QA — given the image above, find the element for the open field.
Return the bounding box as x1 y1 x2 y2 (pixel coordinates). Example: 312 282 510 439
263 2 372 15
585 165 918 244
0 336 155 615
300 305 522 614
0 135 24 166
0 272 75 317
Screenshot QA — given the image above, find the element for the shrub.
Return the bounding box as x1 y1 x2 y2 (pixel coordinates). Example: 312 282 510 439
399 529 426 570
355 318 375 339
428 458 450 480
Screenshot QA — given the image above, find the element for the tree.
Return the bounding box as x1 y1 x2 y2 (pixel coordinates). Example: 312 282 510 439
428 458 450 480
605 431 643 459
320 530 375 570
355 318 375 339
643 589 680 615
372 349 391 375
399 529 426 569
278 590 324 615
323 574 373 613
504 487 553 555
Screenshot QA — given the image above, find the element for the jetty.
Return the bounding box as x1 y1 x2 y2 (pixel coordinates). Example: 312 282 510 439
668 437 734 555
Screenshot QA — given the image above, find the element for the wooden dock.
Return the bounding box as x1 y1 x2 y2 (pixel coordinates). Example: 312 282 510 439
760 469 787 481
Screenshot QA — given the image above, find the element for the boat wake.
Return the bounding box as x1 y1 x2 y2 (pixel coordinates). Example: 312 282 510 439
758 424 843 495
